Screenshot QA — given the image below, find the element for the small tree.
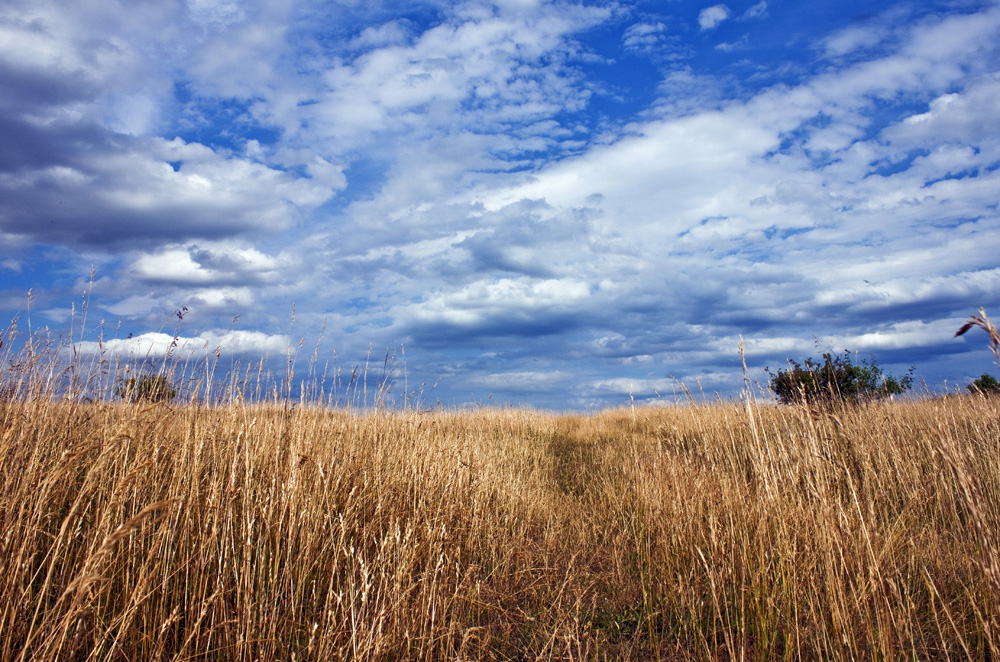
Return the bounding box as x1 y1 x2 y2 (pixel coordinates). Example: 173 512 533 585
968 373 1000 395
767 351 913 405
116 375 177 403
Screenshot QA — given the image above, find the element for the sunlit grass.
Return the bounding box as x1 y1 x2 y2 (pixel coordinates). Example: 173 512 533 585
1 335 998 660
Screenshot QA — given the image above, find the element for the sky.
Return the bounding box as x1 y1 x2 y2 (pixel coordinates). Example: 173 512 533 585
2 0 1000 409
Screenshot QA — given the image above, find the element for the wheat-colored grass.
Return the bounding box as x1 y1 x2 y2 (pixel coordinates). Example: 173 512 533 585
1 344 998 659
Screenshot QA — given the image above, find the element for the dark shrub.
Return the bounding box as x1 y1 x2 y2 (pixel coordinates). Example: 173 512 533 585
968 373 1000 395
116 375 177 403
767 351 913 405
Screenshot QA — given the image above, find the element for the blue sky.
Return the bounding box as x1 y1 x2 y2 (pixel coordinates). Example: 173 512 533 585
2 0 1000 409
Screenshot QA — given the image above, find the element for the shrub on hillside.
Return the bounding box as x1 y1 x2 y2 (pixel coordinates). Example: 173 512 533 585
968 373 1000 395
767 351 913 405
116 374 177 403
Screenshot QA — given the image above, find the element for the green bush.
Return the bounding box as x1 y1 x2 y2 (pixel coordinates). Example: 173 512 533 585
767 351 913 405
968 373 1000 395
116 375 177 403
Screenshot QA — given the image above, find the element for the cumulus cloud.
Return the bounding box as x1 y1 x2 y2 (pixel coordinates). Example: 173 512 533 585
77 329 291 358
0 131 344 247
186 0 247 31
129 242 287 286
698 5 731 31
716 35 749 52
466 370 575 392
0 0 345 250
396 276 595 339
623 22 667 53
264 2 612 162
887 75 1000 147
742 2 767 19
823 24 890 58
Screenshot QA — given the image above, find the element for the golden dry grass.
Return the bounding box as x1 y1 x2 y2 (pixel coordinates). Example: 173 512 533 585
1 387 998 661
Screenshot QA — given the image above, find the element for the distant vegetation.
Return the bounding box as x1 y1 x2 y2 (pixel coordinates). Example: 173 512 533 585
766 350 914 405
115 374 178 403
968 373 1000 395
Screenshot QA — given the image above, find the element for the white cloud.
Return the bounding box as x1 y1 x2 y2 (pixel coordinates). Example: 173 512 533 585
828 319 963 353
77 329 291 358
189 287 256 310
738 336 816 359
348 21 411 50
742 2 767 20
129 242 286 286
399 277 593 330
480 106 778 231
579 376 687 400
260 4 611 160
0 134 345 246
889 75 1000 147
131 249 215 284
102 295 162 318
823 24 888 58
466 370 574 391
185 1 294 98
716 35 748 52
814 267 1000 314
623 22 667 53
698 5 731 31
186 0 247 31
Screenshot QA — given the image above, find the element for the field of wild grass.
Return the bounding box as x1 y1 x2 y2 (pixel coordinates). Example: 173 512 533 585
2 379 999 660
2 310 999 660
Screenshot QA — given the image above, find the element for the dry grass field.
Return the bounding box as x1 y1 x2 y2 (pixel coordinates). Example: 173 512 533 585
1 343 999 659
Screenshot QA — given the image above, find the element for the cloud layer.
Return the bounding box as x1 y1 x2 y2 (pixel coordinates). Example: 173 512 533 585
2 0 999 409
